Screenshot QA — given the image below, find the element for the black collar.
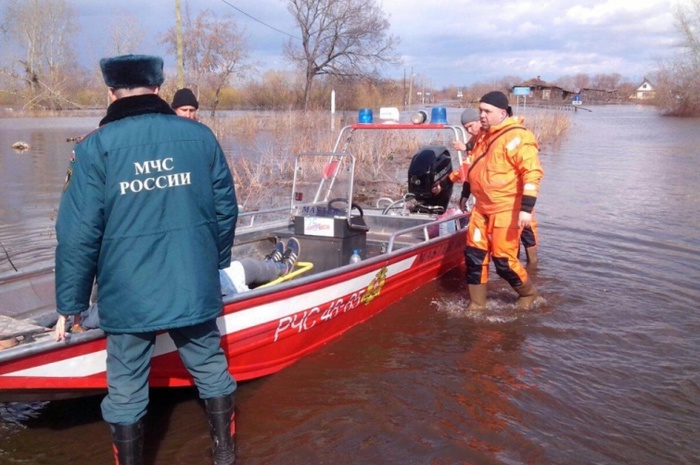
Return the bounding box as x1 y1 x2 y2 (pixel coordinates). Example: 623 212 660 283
99 94 176 126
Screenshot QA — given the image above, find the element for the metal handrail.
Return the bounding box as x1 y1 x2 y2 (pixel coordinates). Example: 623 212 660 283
385 211 468 253
331 123 470 170
289 152 357 228
236 206 289 228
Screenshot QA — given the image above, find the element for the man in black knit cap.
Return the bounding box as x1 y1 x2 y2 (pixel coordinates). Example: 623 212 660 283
171 87 199 120
451 91 544 310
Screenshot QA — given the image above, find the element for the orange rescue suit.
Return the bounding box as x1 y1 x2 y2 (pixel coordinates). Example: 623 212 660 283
454 117 544 287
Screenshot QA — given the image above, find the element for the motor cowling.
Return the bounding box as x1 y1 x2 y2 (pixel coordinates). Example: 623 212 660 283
407 145 454 212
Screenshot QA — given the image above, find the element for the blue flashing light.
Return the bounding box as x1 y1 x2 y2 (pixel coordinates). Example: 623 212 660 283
358 108 374 124
430 106 447 124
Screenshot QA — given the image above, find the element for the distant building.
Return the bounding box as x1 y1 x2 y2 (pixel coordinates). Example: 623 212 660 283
513 75 619 104
579 87 618 103
633 78 655 100
514 76 569 102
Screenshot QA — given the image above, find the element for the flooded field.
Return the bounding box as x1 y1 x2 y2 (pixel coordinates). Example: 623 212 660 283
1 105 699 464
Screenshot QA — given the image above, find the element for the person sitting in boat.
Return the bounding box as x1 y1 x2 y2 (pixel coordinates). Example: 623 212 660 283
70 238 301 331
220 237 300 295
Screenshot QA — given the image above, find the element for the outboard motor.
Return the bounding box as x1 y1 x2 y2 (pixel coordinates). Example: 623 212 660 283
408 145 454 213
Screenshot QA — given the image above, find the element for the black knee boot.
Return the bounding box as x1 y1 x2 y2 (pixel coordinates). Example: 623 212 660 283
205 394 236 465
109 421 144 465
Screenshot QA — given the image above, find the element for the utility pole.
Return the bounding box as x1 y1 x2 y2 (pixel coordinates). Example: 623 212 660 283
408 67 414 108
175 0 185 88
403 68 406 110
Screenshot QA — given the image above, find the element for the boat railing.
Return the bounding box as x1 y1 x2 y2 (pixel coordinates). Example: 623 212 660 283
236 198 358 232
331 123 469 171
385 210 469 253
290 152 357 227
0 264 54 286
237 206 290 230
0 322 104 363
236 199 356 238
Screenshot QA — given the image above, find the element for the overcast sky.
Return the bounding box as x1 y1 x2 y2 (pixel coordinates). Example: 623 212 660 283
12 0 686 89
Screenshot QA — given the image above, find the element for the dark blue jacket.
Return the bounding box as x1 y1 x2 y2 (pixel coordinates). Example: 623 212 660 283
55 94 237 333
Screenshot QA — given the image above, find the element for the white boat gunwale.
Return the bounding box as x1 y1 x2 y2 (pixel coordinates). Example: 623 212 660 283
0 209 468 364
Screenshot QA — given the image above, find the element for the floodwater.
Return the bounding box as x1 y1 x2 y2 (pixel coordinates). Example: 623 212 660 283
1 105 699 464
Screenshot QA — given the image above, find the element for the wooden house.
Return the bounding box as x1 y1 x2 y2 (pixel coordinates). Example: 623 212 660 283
513 76 620 104
514 76 570 102
633 78 655 100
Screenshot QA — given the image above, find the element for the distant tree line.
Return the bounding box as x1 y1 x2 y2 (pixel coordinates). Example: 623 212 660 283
1 0 697 116
437 73 640 107
653 0 700 116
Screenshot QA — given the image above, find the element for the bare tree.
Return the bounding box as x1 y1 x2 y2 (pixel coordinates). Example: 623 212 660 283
243 70 301 109
110 13 146 55
284 0 400 111
495 75 524 95
675 0 700 65
654 0 700 115
162 9 251 115
1 0 80 109
616 80 638 100
590 73 623 90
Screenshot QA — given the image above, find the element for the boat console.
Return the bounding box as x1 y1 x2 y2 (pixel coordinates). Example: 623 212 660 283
278 212 367 272
274 152 369 272
276 139 460 274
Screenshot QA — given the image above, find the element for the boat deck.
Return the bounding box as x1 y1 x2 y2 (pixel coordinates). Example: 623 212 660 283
0 208 463 343
0 315 48 345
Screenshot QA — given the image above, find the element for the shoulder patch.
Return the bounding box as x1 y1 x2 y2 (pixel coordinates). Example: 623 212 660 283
506 136 521 151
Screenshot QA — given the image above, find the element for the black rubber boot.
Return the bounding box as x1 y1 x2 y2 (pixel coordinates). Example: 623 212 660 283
109 421 144 465
205 394 236 465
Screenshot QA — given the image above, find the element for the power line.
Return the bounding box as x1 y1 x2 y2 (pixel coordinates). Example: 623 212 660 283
217 0 300 40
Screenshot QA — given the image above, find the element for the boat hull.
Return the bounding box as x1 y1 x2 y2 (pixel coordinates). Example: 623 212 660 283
0 231 466 401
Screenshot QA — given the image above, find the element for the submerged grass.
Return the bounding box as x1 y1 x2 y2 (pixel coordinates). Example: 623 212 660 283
523 111 572 147
205 110 570 211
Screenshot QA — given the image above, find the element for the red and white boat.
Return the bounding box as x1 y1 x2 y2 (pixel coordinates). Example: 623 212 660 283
0 111 469 402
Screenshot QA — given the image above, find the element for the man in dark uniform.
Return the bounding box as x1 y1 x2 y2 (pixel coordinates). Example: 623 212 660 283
54 54 238 465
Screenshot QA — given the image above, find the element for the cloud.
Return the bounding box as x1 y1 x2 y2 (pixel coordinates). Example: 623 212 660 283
3 0 679 89
382 0 678 86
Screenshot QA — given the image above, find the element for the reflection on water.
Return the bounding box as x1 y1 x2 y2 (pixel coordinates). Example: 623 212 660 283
1 106 700 464
1 118 100 272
